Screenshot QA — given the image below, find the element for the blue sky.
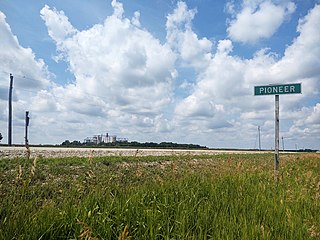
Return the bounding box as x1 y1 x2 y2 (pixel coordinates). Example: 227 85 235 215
0 0 319 149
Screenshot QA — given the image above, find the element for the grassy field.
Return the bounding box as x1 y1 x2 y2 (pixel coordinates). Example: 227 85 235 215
0 152 319 239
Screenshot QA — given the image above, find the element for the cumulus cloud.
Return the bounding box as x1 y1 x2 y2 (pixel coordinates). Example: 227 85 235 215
34 0 180 144
172 2 319 148
0 12 51 91
40 1 177 117
40 5 77 44
283 104 320 148
304 104 320 126
270 4 320 92
1 1 319 149
166 1 212 69
227 0 296 44
0 11 52 142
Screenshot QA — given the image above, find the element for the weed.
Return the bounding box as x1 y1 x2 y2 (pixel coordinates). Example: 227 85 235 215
0 153 319 239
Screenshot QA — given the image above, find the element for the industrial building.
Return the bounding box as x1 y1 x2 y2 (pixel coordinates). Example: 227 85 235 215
84 133 127 145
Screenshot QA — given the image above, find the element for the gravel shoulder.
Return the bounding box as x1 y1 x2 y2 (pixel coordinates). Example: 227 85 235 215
0 146 267 159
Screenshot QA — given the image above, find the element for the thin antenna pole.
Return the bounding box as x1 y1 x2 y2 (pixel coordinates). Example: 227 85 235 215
8 74 13 146
258 126 261 151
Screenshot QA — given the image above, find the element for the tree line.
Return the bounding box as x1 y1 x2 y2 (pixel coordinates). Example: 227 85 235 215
60 140 207 149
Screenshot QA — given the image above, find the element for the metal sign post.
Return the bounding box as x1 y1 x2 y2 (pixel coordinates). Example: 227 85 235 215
254 83 301 181
274 95 279 181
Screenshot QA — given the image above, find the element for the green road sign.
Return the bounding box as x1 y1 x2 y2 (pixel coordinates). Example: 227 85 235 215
254 83 301 96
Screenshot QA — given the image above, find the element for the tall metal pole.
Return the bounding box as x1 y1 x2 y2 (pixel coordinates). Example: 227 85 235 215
25 111 31 159
25 111 30 146
8 74 13 146
274 95 280 181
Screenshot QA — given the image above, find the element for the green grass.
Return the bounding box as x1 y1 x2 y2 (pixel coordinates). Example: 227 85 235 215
0 153 319 239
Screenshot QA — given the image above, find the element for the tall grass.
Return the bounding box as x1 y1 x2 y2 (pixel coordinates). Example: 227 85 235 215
0 153 319 239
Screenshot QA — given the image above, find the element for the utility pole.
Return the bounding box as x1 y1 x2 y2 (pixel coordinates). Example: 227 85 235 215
25 111 31 159
8 74 13 146
25 111 30 146
282 136 285 152
258 126 261 151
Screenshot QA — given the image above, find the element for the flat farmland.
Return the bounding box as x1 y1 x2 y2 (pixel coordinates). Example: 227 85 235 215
0 150 319 239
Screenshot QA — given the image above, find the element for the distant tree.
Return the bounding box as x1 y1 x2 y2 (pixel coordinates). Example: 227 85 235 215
0 133 3 142
61 140 83 146
61 139 207 149
61 140 71 146
71 140 82 146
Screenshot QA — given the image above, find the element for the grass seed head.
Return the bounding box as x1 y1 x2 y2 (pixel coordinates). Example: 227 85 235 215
118 224 131 240
30 157 38 178
77 219 99 240
16 165 23 182
134 149 139 157
260 225 265 239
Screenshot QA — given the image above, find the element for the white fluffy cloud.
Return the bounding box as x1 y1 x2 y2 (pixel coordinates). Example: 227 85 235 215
227 1 296 43
284 104 320 148
166 1 212 70
173 2 320 148
271 5 320 89
40 2 176 116
29 0 179 143
0 12 50 90
0 1 319 149
0 11 52 143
